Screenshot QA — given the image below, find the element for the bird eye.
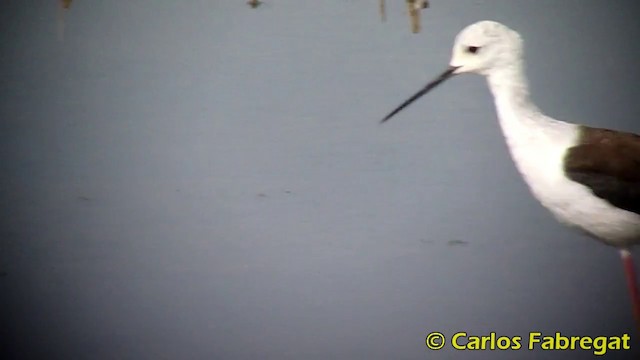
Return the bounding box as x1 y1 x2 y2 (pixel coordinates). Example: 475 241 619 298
466 46 480 54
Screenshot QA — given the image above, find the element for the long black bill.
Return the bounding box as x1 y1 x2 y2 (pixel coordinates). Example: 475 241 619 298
380 66 458 123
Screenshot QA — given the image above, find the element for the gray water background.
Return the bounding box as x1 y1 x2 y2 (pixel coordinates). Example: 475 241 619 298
2 1 640 359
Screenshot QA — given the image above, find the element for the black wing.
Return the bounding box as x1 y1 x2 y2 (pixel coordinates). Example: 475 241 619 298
564 128 640 215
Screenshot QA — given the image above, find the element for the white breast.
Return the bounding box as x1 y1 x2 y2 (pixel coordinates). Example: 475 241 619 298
493 94 640 246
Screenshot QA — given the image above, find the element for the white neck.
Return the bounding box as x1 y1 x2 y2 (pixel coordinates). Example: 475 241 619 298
487 63 542 128
485 62 571 150
483 60 579 206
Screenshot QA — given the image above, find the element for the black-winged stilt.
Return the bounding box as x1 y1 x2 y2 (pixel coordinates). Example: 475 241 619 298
381 21 640 329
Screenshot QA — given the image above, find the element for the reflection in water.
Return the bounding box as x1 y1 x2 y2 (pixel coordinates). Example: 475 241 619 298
237 0 430 34
406 0 430 33
247 0 263 9
51 1 432 37
382 0 432 33
57 0 72 41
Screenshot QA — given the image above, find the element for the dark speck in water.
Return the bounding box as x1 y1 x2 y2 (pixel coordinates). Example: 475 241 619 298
447 239 469 247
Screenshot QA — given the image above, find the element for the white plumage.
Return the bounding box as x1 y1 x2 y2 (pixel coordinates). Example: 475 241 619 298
382 20 640 329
